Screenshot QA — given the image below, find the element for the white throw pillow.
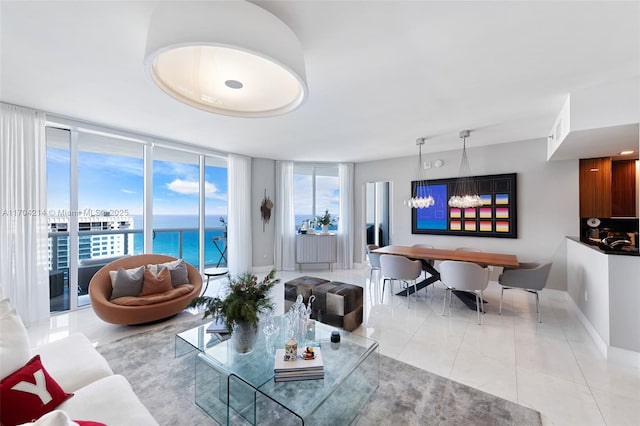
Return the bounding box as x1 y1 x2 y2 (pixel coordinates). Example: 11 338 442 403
18 409 79 426
0 297 31 380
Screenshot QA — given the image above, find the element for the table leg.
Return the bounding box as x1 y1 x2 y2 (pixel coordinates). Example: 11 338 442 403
395 263 440 296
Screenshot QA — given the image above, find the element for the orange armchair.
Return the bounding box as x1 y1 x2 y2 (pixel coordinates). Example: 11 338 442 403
89 254 202 325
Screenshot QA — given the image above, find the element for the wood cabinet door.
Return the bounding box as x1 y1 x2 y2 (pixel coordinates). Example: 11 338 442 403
611 160 637 217
579 158 612 218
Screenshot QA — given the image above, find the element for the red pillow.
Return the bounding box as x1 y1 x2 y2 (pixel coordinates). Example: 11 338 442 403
140 266 172 296
0 355 73 426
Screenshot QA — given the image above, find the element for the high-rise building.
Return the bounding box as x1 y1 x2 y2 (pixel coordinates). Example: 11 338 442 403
48 214 135 270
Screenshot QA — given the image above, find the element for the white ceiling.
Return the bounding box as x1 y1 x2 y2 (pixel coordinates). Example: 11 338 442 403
1 1 638 162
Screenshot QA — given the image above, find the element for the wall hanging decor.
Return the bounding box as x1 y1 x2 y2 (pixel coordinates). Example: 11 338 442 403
412 173 517 238
260 189 273 231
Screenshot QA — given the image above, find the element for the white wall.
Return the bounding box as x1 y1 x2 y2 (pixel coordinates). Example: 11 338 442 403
609 254 640 353
251 158 276 269
567 239 611 346
354 138 579 290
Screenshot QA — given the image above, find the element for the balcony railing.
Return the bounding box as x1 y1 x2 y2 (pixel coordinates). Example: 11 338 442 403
48 227 226 296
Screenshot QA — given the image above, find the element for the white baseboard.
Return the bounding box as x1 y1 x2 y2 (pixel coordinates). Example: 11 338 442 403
564 292 608 358
608 346 640 369
564 292 640 369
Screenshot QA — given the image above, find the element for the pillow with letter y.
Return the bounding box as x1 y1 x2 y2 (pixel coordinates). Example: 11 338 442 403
0 355 73 426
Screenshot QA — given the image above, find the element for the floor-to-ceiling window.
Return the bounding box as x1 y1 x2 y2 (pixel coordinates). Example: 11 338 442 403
46 121 227 313
46 127 71 312
152 147 201 266
293 164 339 231
76 133 144 307
205 156 228 268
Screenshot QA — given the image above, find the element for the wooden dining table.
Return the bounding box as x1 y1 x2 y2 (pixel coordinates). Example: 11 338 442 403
372 245 519 309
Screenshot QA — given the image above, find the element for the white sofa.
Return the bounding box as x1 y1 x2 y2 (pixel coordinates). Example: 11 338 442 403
0 297 157 425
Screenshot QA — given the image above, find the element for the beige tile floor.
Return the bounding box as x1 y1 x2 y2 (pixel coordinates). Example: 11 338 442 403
27 267 640 426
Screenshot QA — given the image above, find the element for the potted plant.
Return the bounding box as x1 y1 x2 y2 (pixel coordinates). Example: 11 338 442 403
187 269 280 353
316 210 337 234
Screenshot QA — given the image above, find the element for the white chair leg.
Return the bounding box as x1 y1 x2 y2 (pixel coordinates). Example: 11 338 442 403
442 288 448 316
499 286 504 315
450 291 456 308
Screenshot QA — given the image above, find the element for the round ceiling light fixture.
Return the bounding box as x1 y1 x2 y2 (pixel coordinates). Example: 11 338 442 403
144 1 308 118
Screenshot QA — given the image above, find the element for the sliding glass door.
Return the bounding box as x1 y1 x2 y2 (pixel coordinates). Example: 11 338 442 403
46 122 227 314
76 133 144 307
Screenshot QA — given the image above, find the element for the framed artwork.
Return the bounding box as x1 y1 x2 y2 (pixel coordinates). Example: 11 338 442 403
411 173 517 238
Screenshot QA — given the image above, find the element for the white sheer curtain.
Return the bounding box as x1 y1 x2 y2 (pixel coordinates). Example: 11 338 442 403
0 103 49 326
274 161 296 271
337 163 354 269
227 154 252 276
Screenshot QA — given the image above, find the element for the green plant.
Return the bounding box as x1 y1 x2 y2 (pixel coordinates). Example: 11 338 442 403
187 269 280 332
316 210 337 226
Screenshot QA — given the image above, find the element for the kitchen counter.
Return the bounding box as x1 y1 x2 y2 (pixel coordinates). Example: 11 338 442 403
567 236 640 257
566 237 640 366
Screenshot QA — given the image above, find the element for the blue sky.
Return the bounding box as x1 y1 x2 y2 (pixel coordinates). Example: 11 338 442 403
293 174 339 223
47 148 228 216
47 147 339 226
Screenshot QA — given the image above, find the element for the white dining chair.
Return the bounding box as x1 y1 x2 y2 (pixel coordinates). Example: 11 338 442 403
380 254 422 308
366 244 382 300
498 260 552 323
456 247 491 270
439 260 489 324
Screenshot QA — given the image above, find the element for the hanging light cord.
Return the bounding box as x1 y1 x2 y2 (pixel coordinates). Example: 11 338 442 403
449 130 482 208
405 138 434 208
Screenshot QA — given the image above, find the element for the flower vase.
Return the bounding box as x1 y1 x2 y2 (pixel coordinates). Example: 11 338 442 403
232 321 258 354
322 224 329 234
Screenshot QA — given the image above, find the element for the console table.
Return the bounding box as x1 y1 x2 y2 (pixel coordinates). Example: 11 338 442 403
295 234 337 271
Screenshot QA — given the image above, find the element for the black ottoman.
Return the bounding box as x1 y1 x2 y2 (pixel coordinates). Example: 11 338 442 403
284 276 330 312
312 281 363 332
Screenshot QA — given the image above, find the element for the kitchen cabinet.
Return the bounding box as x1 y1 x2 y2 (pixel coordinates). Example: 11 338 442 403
580 158 612 218
580 157 638 218
611 160 637 217
296 234 337 270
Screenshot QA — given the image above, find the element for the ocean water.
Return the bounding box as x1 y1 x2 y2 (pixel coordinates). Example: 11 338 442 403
127 214 335 268
132 215 227 268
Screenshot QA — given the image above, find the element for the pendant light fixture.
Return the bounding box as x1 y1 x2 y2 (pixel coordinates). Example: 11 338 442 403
448 130 482 208
405 138 435 209
144 1 307 117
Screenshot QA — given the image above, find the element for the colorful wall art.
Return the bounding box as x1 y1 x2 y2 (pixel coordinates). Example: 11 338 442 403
411 173 517 238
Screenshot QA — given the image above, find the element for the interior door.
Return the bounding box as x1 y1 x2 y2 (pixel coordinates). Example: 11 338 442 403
365 181 391 247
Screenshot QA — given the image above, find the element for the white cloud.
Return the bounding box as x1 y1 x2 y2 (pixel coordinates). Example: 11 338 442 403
167 179 223 199
120 189 136 194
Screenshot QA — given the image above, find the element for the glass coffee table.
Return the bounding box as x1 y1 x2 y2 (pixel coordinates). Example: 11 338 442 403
177 317 379 425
